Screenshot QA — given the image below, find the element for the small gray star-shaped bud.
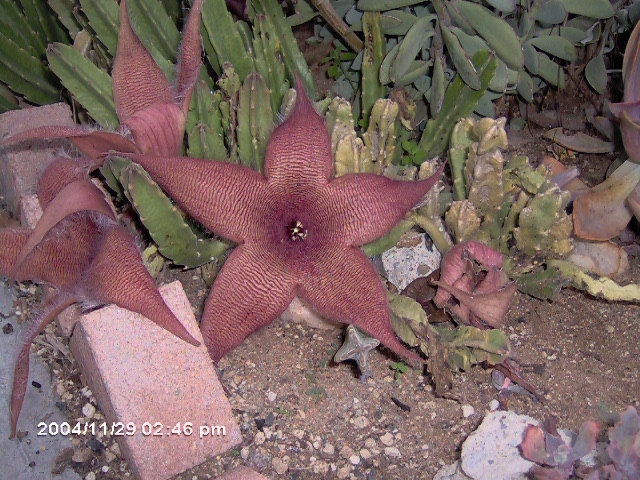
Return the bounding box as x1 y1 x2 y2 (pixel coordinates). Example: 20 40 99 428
334 325 380 381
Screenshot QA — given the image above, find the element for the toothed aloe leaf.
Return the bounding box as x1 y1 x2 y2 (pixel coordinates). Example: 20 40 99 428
0 29 59 105
361 12 386 126
187 80 227 159
46 43 118 127
125 0 179 78
251 0 316 98
47 0 82 38
252 13 287 113
19 0 69 46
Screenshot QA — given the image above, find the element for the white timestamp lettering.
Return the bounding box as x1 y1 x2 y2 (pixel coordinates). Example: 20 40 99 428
36 421 227 438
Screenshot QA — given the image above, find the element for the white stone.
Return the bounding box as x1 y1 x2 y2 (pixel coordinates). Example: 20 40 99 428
381 233 441 290
462 405 475 418
384 446 401 458
460 411 538 480
488 400 500 411
82 402 96 418
380 432 394 446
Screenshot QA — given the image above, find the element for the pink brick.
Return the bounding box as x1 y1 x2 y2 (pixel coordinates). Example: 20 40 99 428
216 466 272 480
70 281 242 480
0 103 74 217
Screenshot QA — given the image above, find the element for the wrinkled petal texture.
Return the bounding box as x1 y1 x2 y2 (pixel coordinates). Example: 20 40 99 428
123 102 185 156
201 244 298 362
112 0 173 122
83 224 199 346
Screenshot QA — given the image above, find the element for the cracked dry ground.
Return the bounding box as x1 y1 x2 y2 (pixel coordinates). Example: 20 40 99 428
1 95 639 480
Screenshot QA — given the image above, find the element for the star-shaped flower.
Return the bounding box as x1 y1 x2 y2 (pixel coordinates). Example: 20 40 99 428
119 79 443 365
1 157 198 438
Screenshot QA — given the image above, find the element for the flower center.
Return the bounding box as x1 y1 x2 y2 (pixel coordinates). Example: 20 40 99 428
288 220 308 241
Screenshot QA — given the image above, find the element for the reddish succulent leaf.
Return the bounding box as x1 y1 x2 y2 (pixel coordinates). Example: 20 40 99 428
433 280 517 327
622 20 640 100
573 160 640 240
521 424 550 464
0 126 139 161
120 79 442 364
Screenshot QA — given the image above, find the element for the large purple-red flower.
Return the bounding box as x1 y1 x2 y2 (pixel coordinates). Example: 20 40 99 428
121 80 443 364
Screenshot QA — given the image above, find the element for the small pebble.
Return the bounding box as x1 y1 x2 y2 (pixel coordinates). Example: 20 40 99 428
82 403 96 418
272 457 289 475
380 432 394 446
322 442 335 456
254 431 266 445
605 324 614 333
352 416 369 428
266 391 277 403
364 438 377 449
384 446 401 458
85 473 96 480
2 323 13 334
462 404 475 418
488 399 500 411
349 454 361 465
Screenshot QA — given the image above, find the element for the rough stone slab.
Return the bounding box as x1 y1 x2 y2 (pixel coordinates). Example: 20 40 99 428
0 103 74 216
70 281 242 480
19 193 42 229
216 466 272 480
460 411 537 480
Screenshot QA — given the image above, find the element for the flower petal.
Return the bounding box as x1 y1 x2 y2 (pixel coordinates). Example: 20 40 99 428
10 181 114 279
327 163 444 246
10 291 78 438
200 244 298 362
299 247 423 364
123 153 267 243
264 78 333 187
112 0 173 123
83 224 200 346
0 228 29 276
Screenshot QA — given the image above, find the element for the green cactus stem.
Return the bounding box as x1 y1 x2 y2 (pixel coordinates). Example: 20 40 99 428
237 72 274 172
187 79 227 159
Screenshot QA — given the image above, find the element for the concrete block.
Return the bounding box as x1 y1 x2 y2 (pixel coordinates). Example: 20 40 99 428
70 281 242 480
216 466 272 480
0 103 74 217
